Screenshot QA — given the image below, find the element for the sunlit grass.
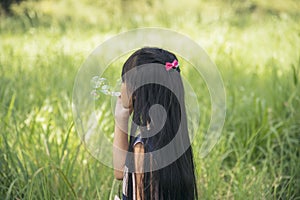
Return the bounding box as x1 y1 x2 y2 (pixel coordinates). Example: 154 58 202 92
1 0 299 199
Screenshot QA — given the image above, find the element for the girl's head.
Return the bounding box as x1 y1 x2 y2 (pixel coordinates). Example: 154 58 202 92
121 47 197 199
121 47 184 133
121 47 178 79
120 47 179 107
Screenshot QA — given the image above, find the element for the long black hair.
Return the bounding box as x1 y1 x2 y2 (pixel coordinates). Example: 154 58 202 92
121 47 198 200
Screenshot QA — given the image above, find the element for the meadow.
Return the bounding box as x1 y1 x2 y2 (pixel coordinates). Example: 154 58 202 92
0 0 299 199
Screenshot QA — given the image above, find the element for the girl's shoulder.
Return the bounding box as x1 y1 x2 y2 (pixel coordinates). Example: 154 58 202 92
132 133 154 151
133 134 143 145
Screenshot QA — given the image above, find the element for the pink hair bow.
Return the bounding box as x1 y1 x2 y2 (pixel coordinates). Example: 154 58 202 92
165 60 179 71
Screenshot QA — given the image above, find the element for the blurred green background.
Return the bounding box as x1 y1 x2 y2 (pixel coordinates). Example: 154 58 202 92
0 0 299 199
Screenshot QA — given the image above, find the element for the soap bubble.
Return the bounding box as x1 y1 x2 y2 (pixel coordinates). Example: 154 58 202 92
90 76 121 99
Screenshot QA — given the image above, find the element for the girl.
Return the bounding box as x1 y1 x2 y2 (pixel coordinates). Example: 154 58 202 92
113 47 198 200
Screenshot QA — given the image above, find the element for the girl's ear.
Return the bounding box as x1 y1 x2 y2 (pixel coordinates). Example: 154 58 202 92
130 94 135 106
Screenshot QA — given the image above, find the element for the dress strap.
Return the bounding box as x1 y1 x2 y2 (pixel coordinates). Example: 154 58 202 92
133 134 144 146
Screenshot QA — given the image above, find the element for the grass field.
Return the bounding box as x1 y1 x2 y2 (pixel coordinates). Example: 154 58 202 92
1 0 300 199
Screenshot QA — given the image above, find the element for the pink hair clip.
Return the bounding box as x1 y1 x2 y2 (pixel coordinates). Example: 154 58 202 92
165 60 180 72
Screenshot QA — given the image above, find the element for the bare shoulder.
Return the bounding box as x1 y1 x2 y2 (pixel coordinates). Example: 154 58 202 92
133 142 145 153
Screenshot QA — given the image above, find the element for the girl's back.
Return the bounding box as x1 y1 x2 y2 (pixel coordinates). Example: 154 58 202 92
113 47 198 200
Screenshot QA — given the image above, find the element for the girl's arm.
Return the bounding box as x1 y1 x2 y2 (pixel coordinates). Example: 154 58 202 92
134 143 145 200
113 96 131 180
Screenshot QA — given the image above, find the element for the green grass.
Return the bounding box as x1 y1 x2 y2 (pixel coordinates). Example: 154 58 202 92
1 0 300 199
